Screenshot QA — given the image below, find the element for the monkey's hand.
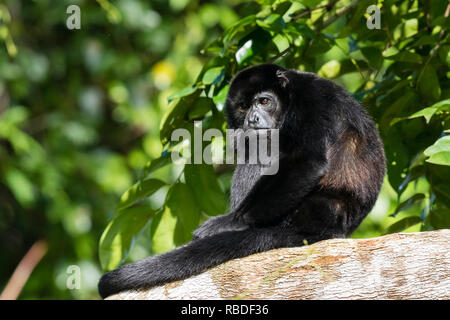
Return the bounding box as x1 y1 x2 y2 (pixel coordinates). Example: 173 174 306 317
193 214 248 240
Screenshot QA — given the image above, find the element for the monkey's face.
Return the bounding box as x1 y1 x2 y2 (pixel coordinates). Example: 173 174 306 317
226 64 289 130
242 91 281 129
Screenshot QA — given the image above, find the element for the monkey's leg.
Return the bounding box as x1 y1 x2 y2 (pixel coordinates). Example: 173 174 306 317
192 214 249 239
98 227 310 299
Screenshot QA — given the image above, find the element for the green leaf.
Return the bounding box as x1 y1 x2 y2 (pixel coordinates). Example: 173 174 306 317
272 34 290 53
407 106 439 123
387 51 422 63
188 97 215 119
150 206 177 254
223 15 257 47
160 90 200 145
235 40 253 64
150 183 201 253
427 208 450 229
256 14 285 33
426 152 450 166
424 136 450 156
168 86 197 103
0 106 29 126
391 99 450 125
143 154 171 176
339 59 369 76
202 67 225 85
433 183 450 202
403 18 418 38
385 216 422 235
390 193 426 217
298 0 323 6
418 65 441 102
170 183 201 245
412 35 436 47
117 178 165 211
424 136 450 165
398 165 426 193
184 164 228 216
432 15 450 28
307 36 333 56
213 85 229 110
383 46 399 58
430 99 450 109
99 205 157 270
381 90 418 132
361 47 383 69
318 60 340 79
4 168 35 207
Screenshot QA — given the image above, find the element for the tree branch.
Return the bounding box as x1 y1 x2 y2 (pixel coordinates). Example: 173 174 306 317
0 240 48 300
320 0 359 31
106 229 450 300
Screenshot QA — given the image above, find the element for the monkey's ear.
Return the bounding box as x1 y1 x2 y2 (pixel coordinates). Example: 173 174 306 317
276 70 289 88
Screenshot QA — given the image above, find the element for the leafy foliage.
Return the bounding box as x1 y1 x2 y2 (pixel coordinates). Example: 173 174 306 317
0 0 449 299
99 0 450 271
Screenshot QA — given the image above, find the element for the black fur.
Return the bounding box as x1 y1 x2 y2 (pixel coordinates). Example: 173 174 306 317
98 64 386 298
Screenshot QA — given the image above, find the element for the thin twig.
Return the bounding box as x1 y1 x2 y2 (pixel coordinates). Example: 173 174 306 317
320 0 359 31
267 42 295 63
0 240 48 300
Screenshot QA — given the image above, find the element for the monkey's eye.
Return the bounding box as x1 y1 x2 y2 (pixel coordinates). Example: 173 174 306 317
259 97 270 105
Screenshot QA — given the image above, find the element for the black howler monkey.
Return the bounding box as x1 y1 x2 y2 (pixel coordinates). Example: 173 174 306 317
98 64 386 298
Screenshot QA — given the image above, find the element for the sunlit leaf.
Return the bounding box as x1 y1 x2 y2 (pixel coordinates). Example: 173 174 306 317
213 85 229 111
150 206 177 254
256 14 285 33
202 67 225 85
424 136 450 165
99 205 157 271
235 40 253 64
391 99 450 125
426 152 450 166
143 154 172 176
117 178 165 211
318 60 340 78
168 85 197 103
150 183 200 253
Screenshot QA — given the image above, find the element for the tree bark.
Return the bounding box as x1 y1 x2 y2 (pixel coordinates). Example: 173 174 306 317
107 229 450 300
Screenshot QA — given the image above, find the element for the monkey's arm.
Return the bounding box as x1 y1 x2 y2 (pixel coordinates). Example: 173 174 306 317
98 227 307 298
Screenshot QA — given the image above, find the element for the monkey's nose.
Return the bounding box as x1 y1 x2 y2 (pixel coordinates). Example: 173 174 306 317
249 114 259 124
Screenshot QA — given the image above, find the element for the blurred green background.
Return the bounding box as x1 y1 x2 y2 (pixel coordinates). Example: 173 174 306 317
0 0 449 299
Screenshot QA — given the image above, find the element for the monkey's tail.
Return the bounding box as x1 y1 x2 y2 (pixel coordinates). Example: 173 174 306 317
98 227 307 299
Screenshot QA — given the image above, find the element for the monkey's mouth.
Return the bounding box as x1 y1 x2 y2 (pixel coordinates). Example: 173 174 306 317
243 124 273 130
